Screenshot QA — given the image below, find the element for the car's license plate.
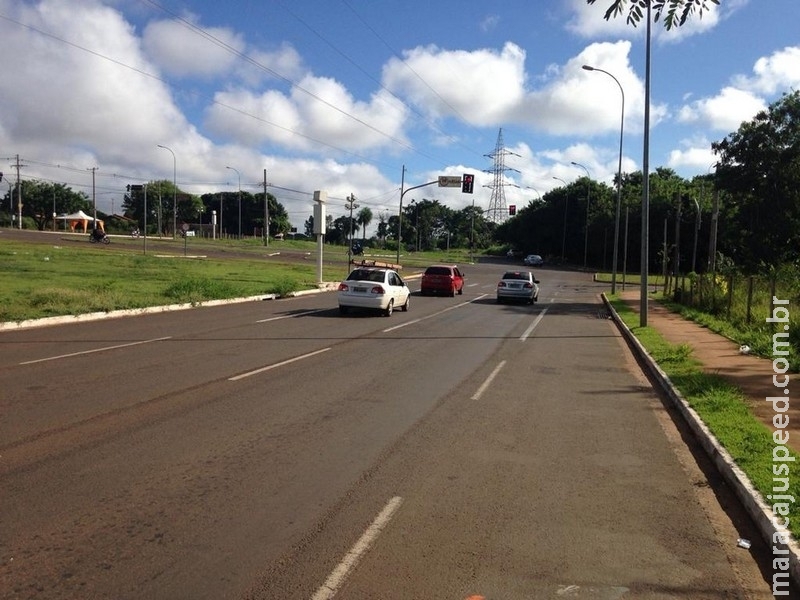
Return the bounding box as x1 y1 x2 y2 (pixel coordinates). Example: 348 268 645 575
354 286 367 293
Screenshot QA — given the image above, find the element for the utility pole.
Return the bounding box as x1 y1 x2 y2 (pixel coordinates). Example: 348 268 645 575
397 166 406 265
14 154 24 229
470 198 475 264
672 191 682 292
346 193 358 269
88 166 98 231
264 169 269 246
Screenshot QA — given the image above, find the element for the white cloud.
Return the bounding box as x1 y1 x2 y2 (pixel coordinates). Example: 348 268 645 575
515 41 668 139
0 0 189 158
381 39 662 141
667 138 717 173
733 46 800 96
565 0 640 39
383 42 527 125
143 17 243 79
677 86 766 132
205 76 409 153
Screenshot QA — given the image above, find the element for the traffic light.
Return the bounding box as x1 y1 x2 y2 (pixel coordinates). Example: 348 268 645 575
461 173 474 194
509 205 516 216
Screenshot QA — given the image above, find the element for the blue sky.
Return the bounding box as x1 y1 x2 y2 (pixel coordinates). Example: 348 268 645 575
0 0 797 233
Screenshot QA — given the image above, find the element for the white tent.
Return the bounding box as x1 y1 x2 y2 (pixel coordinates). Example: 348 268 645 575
57 210 102 233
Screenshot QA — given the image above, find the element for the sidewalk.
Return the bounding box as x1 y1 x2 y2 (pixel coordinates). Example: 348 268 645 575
618 290 800 453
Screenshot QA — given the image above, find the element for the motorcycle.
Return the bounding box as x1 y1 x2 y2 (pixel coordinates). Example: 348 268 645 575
130 228 140 238
89 229 110 244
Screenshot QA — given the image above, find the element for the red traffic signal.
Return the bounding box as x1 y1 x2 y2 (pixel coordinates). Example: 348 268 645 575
461 173 474 194
509 205 516 216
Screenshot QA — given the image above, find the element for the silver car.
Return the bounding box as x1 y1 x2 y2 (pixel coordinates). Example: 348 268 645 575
496 270 540 304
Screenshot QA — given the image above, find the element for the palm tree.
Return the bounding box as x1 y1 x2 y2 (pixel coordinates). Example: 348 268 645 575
357 207 373 245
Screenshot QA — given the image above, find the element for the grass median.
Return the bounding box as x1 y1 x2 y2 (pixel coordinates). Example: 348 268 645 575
0 239 341 322
608 296 800 542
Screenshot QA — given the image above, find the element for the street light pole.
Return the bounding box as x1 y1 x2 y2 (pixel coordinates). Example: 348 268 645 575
553 176 569 261
639 1 653 327
226 166 241 239
157 145 176 239
571 161 591 269
582 65 625 294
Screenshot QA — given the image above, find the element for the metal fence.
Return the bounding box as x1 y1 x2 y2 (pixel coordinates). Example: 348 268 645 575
669 266 800 332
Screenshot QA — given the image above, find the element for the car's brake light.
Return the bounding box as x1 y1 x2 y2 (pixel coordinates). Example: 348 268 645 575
338 283 349 291
370 286 385 294
497 282 506 288
523 283 533 289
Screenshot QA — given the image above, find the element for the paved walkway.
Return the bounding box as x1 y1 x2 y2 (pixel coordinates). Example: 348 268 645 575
618 291 800 454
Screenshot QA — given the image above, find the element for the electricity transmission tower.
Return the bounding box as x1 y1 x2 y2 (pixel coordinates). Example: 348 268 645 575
484 128 520 224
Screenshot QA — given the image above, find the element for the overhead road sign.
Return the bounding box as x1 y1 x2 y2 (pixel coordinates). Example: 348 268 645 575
438 176 462 188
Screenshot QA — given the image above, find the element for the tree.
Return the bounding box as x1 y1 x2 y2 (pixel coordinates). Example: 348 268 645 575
304 215 315 237
123 180 173 234
252 191 289 237
357 207 373 245
586 0 720 29
376 212 389 246
11 180 91 230
329 215 356 246
712 90 800 269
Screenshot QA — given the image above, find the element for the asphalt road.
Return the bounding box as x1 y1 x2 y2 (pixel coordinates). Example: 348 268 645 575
0 255 778 599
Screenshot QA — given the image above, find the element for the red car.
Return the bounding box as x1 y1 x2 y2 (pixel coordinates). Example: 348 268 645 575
420 265 465 297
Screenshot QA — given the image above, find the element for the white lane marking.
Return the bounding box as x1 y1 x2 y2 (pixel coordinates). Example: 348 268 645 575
19 336 173 365
520 307 549 341
256 309 326 323
311 496 404 600
382 294 488 333
471 360 506 401
228 347 331 381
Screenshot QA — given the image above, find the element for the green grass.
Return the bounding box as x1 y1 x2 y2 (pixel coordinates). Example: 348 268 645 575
0 239 343 321
609 296 800 541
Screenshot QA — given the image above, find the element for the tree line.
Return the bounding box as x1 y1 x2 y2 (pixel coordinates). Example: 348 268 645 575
498 90 800 276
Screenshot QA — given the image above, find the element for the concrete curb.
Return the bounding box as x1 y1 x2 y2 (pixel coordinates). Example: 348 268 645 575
603 293 800 590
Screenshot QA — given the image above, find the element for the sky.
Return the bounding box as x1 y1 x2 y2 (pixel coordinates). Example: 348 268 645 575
0 0 798 234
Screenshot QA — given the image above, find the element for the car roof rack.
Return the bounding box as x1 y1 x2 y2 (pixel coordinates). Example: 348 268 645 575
350 259 402 270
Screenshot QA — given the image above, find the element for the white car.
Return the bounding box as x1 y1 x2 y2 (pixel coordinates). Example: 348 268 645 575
523 254 543 266
338 267 410 316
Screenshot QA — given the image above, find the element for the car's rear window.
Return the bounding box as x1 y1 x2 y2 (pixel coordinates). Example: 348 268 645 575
502 272 529 280
425 266 451 276
347 269 385 282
